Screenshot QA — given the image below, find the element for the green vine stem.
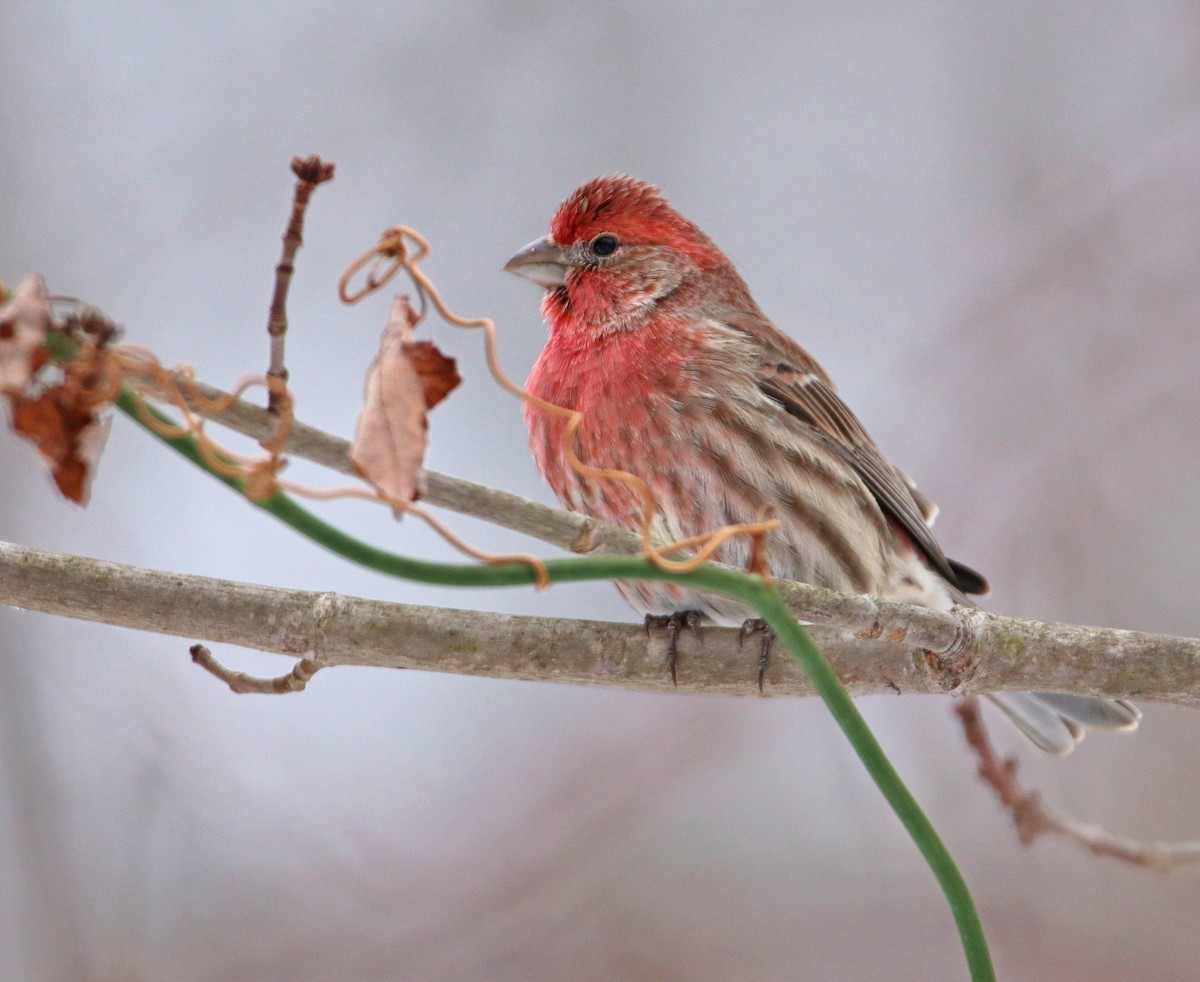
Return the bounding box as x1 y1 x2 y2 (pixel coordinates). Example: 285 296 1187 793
115 386 994 981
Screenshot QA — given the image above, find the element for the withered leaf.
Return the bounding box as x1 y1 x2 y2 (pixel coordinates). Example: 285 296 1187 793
1 273 115 505
10 386 112 504
350 296 460 516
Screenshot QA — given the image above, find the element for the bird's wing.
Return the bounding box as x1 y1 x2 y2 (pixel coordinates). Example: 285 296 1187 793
726 311 988 596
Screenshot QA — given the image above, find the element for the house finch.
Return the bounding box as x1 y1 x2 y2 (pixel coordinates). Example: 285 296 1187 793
505 174 1139 754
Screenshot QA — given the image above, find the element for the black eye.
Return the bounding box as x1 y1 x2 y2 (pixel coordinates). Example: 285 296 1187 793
590 234 619 257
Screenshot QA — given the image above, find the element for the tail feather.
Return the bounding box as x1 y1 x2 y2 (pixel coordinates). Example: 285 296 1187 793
986 692 1140 755
1029 693 1141 730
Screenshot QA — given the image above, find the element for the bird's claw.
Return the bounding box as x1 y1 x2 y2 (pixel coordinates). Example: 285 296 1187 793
645 610 703 685
738 618 776 692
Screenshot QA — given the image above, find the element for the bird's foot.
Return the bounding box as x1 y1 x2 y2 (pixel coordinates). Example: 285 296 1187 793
645 610 704 685
738 618 776 692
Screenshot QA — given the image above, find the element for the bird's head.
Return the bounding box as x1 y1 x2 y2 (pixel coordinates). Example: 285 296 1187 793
505 175 729 329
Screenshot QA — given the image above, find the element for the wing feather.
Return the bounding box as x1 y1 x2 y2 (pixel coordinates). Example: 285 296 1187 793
723 310 988 596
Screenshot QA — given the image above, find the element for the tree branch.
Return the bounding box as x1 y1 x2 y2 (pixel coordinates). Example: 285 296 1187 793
2 539 1198 702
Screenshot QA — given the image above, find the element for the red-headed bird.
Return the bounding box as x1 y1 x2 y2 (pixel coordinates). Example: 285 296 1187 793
506 174 1138 753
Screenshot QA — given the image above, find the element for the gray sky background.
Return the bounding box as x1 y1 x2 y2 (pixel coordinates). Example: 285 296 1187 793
4 2 1200 979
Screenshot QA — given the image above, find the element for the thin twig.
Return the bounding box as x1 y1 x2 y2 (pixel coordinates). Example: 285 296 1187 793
266 155 335 413
955 699 1200 870
190 643 320 693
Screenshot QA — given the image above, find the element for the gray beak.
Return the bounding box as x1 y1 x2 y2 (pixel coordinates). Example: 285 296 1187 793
503 236 571 288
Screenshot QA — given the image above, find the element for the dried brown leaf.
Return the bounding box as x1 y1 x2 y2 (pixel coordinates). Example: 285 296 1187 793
350 296 460 516
10 387 111 504
1 275 117 504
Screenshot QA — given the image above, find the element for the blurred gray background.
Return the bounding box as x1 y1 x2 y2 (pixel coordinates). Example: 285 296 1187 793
4 2 1200 979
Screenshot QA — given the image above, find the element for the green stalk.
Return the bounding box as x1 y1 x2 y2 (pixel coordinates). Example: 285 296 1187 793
115 387 994 981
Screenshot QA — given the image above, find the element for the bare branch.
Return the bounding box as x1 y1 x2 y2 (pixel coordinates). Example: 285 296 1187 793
955 699 1200 870
190 643 321 693
265 155 335 412
2 539 1199 703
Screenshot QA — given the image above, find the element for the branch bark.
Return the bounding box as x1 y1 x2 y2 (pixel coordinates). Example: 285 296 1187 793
2 539 1198 703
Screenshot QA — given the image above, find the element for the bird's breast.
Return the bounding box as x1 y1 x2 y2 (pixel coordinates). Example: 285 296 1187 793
525 326 699 528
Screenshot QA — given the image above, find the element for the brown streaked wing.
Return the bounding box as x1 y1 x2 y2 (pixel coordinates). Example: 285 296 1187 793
722 311 988 596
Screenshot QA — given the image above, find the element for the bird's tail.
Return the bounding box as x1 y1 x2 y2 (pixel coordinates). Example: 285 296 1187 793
985 692 1141 755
